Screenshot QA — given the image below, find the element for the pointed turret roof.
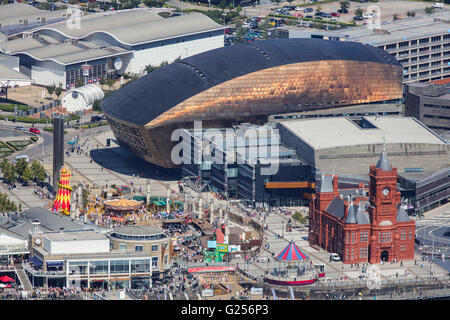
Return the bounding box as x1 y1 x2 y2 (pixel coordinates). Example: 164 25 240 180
318 173 333 193
346 200 357 224
376 149 392 172
397 202 410 222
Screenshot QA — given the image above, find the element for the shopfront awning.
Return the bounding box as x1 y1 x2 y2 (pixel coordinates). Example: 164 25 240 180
31 256 43 267
46 260 64 267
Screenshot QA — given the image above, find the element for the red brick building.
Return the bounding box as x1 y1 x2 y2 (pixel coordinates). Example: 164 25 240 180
308 151 416 264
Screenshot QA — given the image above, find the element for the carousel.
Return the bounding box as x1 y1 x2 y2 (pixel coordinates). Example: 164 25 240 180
264 241 320 286
103 198 143 224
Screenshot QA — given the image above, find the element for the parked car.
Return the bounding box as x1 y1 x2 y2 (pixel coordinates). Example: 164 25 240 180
304 8 314 13
295 6 303 11
337 9 348 14
91 115 102 122
29 127 40 134
305 15 314 19
321 13 332 18
14 126 26 131
331 12 340 17
432 2 444 8
353 15 364 20
330 253 341 262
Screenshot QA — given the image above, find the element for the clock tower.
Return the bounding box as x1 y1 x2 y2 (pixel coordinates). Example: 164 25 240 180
368 149 401 264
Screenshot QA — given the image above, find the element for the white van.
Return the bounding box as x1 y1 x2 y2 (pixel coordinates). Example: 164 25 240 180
15 155 29 163
432 2 444 8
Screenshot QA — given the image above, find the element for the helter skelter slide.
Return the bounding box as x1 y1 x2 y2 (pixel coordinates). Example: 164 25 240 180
52 166 72 215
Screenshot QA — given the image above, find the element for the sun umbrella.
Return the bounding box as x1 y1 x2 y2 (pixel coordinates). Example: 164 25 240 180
0 275 15 283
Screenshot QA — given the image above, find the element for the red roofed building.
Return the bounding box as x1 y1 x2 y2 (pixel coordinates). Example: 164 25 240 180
308 151 416 264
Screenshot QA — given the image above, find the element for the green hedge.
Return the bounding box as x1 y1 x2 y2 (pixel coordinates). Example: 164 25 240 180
3 115 50 124
7 140 32 151
0 104 30 112
0 141 15 152
80 121 108 129
44 127 67 133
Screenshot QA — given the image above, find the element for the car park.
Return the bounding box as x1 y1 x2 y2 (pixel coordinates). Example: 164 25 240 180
29 127 40 134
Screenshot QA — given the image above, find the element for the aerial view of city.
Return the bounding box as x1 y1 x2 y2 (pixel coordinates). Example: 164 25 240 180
0 0 449 309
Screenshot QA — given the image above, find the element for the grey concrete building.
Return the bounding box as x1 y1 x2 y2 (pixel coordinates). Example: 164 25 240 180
271 11 450 84
276 116 450 175
405 82 450 133
398 167 449 215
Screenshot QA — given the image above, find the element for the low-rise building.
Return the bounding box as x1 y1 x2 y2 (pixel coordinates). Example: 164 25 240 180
405 81 450 133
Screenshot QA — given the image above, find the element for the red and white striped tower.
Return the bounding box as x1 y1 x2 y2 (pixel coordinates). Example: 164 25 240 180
52 166 72 215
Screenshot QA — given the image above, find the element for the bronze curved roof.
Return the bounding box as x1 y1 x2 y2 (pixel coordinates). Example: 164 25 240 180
101 38 401 126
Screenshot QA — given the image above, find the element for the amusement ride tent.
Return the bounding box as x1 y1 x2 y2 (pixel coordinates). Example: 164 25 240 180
276 240 309 262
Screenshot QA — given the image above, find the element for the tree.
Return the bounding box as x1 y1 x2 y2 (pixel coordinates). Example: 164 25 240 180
339 1 350 13
21 165 34 184
54 82 63 99
424 6 434 14
407 11 416 17
355 8 363 16
106 78 116 91
0 158 9 174
271 0 281 7
46 83 56 98
0 192 17 212
316 5 322 13
143 0 166 7
14 158 28 180
2 161 17 184
30 161 47 183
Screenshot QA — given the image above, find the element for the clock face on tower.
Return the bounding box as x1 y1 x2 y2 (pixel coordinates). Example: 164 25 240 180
382 188 390 196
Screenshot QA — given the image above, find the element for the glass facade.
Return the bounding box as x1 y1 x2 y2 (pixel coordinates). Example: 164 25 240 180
89 261 108 275
110 260 130 274
131 259 151 273
69 261 88 275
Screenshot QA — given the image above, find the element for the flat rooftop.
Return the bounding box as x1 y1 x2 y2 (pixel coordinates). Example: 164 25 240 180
44 230 107 241
279 116 447 150
270 103 403 119
287 11 450 45
0 3 67 27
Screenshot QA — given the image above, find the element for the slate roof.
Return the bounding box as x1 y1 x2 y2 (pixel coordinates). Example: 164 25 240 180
326 198 345 219
376 151 392 171
356 202 371 225
346 202 357 224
